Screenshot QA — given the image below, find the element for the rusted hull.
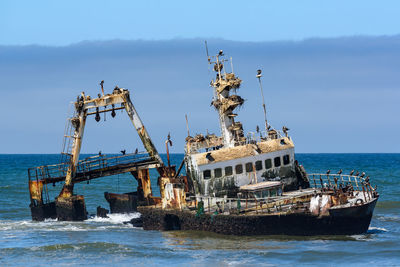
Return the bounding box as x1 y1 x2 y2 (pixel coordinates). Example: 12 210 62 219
138 198 378 236
104 192 138 213
30 202 57 221
55 195 87 221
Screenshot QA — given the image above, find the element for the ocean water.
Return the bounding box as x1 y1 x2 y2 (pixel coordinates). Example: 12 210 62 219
0 153 399 266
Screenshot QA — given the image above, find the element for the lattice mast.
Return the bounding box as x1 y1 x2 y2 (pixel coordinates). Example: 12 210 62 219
207 48 245 148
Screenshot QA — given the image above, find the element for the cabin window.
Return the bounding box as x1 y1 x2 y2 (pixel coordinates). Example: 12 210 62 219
203 170 211 179
283 155 290 165
235 164 243 174
265 159 272 169
225 166 233 176
255 160 263 171
270 189 277 197
214 168 222 178
245 162 253 173
274 157 281 167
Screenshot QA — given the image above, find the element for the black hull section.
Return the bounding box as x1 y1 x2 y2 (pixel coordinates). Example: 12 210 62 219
139 198 378 236
55 195 88 221
104 192 138 213
30 202 57 221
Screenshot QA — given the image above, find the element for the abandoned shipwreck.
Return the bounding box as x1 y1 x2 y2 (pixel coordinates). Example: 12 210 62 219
28 49 379 236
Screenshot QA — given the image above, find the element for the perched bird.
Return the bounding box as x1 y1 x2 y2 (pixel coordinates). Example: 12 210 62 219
349 170 355 176
166 132 172 146
282 126 289 136
360 172 366 178
98 151 102 156
99 80 105 96
256 125 260 133
365 176 370 183
326 170 331 175
134 148 138 154
337 169 343 175
256 69 262 78
120 149 126 155
218 50 224 56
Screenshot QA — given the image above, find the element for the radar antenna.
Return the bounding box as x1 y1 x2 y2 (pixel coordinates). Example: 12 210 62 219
256 69 268 131
205 40 210 63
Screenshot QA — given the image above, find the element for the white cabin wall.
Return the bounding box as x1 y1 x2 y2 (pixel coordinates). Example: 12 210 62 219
188 148 294 195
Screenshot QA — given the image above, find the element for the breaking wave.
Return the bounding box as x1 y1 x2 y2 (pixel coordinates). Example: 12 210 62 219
86 212 141 224
0 212 142 232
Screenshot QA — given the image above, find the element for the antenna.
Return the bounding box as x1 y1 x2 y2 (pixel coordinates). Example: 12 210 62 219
256 69 268 131
205 40 210 63
185 114 190 137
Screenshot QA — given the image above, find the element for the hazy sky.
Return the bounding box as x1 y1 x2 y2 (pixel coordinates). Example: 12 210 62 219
0 2 399 154
1 0 400 45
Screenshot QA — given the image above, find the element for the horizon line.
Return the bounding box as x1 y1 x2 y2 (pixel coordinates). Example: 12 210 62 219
2 33 400 48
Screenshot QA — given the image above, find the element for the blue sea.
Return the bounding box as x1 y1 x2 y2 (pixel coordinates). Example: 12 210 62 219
0 153 399 266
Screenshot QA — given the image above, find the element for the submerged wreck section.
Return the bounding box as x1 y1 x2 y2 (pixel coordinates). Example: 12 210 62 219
28 85 173 221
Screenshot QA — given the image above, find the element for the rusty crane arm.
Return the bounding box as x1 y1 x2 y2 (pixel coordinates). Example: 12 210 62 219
59 88 164 198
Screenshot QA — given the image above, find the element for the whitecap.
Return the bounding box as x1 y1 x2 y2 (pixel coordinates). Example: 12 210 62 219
86 212 141 224
368 226 388 232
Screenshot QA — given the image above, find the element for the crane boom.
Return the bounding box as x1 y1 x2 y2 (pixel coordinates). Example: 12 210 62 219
59 88 164 198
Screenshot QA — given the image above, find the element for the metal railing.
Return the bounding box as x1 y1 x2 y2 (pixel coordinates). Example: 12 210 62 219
185 173 377 215
188 129 287 153
28 152 153 183
187 191 312 215
306 173 374 192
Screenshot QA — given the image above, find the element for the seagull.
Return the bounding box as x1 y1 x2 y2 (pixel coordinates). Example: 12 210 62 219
120 149 126 155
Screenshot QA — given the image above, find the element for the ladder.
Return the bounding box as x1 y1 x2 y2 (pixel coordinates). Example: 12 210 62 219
60 109 76 167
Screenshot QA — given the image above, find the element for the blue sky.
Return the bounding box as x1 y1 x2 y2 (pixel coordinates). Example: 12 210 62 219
0 1 399 153
1 0 400 45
